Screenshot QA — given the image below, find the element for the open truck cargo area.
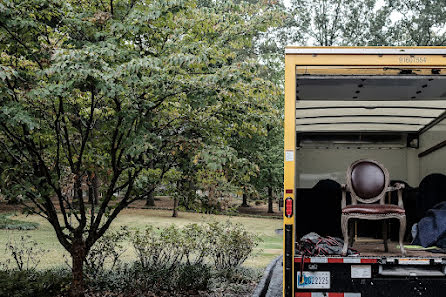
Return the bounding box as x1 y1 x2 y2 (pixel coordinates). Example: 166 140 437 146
283 47 446 297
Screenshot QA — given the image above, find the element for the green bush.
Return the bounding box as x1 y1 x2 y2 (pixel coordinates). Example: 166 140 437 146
132 225 185 270
207 221 261 271
126 222 260 293
84 227 130 278
182 223 209 265
132 222 260 273
176 263 211 291
0 269 70 297
0 214 38 230
0 221 260 296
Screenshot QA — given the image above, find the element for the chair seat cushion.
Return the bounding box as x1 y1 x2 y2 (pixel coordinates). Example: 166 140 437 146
342 204 405 215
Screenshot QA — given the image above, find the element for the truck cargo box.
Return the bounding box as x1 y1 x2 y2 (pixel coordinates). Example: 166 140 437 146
283 47 446 297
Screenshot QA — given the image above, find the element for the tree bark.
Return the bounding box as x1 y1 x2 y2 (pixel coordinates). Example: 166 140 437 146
241 193 249 207
172 196 178 217
267 186 274 213
92 173 99 204
87 172 94 204
73 175 83 208
146 190 155 207
70 240 86 297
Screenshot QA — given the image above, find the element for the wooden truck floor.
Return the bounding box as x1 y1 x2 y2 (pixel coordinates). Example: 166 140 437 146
352 238 446 258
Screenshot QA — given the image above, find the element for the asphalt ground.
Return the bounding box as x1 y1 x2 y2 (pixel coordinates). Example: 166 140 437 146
252 255 283 297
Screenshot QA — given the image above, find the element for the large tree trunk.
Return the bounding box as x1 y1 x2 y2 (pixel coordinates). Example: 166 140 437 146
146 190 155 207
73 175 83 208
71 240 86 297
87 172 94 204
92 173 99 204
172 196 178 217
267 186 274 213
241 193 249 207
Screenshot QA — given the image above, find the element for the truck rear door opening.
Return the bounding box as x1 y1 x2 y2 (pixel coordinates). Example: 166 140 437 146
283 47 446 297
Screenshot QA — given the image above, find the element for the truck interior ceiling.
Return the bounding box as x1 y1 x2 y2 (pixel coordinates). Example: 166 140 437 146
295 65 446 256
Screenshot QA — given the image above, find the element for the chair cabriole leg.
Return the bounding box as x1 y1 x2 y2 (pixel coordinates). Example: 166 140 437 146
382 221 388 252
341 215 349 256
399 215 406 256
348 220 355 247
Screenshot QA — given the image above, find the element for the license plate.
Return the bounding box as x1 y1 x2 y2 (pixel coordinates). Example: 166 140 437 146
296 271 330 289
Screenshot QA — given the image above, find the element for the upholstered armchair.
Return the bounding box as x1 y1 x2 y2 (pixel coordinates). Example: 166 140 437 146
341 159 406 256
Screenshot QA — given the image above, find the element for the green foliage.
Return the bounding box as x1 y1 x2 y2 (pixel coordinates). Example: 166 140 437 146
0 269 71 297
285 0 446 47
207 221 261 271
89 262 212 293
289 0 391 46
132 225 186 270
84 227 130 278
0 0 283 292
208 266 263 297
132 221 260 272
388 0 446 46
0 213 39 230
0 221 262 295
177 263 211 291
0 263 261 296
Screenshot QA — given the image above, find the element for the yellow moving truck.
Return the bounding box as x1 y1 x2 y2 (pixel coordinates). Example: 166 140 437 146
283 47 446 297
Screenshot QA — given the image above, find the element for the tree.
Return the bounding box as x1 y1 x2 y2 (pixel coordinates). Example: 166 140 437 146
0 0 281 295
388 0 446 46
288 0 391 46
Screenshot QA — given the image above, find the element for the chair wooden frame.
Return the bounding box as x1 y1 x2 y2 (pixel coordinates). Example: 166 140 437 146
341 159 406 256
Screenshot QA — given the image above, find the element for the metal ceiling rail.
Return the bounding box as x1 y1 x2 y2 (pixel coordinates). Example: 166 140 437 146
296 75 446 80
418 110 446 135
296 122 422 126
285 48 446 55
295 106 446 110
296 115 436 120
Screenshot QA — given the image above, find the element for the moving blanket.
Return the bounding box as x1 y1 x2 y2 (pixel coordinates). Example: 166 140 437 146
298 232 359 256
413 201 446 248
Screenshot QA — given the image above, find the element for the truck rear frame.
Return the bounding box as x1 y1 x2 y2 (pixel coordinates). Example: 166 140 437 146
283 47 446 297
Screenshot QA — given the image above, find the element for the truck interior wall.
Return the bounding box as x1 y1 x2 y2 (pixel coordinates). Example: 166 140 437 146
295 147 409 188
418 118 446 180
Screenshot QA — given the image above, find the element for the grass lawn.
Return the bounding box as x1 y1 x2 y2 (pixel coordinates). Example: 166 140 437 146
0 208 282 269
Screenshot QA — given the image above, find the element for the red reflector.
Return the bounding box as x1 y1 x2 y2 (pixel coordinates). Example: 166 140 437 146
328 258 344 263
361 259 378 264
285 198 293 217
286 189 293 194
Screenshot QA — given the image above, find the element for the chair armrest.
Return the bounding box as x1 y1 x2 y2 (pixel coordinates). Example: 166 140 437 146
387 182 405 192
341 184 347 209
386 183 405 209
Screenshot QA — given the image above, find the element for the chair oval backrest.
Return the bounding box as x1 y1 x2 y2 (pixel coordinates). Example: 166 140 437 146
347 159 389 203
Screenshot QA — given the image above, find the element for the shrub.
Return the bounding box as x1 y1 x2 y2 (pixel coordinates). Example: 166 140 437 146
208 266 262 297
0 214 39 230
206 221 261 271
182 223 209 265
5 235 48 271
176 263 211 291
84 227 130 278
0 269 70 297
132 225 185 270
